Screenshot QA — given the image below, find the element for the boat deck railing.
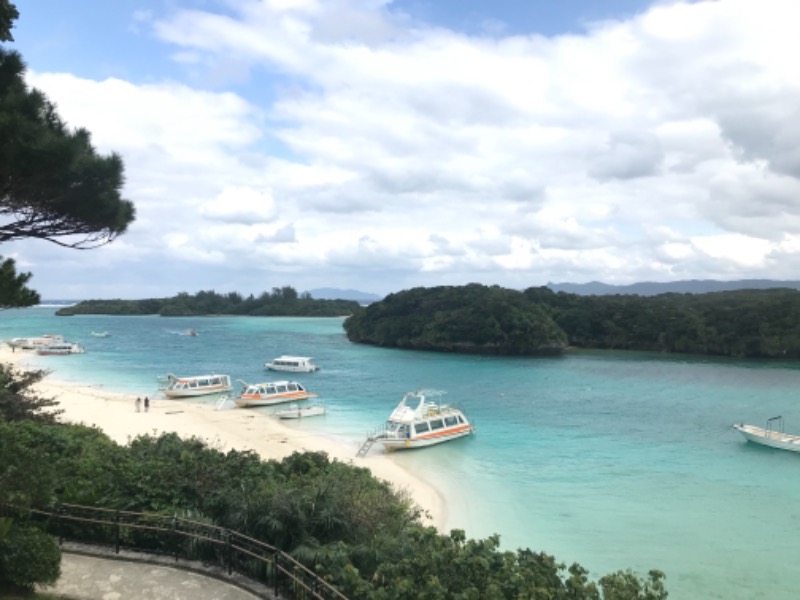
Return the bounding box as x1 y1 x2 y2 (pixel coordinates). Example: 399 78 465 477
766 415 785 436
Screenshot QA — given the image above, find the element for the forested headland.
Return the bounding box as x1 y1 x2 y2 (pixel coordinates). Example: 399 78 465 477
0 363 668 599
55 287 360 317
343 284 800 359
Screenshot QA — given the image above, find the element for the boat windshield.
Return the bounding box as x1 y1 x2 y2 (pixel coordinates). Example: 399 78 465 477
386 422 409 436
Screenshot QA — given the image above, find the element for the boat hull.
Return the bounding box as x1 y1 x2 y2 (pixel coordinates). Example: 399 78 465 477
734 424 800 452
380 425 474 451
163 386 231 398
274 405 326 419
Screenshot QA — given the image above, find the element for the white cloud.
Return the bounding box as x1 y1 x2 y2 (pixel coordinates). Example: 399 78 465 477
200 187 278 224
10 0 800 299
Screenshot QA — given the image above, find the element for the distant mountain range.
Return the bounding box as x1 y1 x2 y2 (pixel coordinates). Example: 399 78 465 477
306 288 383 303
546 279 800 296
42 280 800 306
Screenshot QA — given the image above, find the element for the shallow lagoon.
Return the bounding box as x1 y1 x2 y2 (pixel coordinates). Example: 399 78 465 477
3 306 800 599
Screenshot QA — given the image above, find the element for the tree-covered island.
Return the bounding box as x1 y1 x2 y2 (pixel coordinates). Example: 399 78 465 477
56 287 360 317
344 284 800 359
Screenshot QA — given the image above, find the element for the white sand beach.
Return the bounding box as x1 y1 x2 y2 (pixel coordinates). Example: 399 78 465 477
0 346 445 529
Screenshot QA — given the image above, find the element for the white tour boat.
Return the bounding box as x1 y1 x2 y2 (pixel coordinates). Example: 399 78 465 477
8 334 65 350
734 416 800 453
36 341 86 356
273 403 327 419
357 390 475 455
160 373 233 398
265 355 320 373
231 380 316 408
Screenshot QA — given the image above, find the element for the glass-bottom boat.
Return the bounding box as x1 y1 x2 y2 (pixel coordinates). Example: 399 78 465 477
232 380 317 407
358 390 475 455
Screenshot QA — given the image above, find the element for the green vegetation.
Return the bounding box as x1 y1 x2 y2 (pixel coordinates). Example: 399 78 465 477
0 257 39 309
0 363 63 595
0 1 135 308
344 284 568 355
0 363 668 599
55 287 361 317
344 284 800 359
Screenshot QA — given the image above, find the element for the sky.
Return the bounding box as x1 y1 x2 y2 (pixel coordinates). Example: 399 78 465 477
3 0 800 300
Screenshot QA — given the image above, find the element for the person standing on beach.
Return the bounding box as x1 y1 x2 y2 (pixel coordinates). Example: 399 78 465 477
144 396 149 412
135 397 141 412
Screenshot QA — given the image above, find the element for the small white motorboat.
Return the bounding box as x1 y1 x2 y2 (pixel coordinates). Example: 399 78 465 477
231 380 316 408
357 390 474 455
733 416 800 453
273 403 327 419
90 331 110 337
159 373 233 398
265 355 320 372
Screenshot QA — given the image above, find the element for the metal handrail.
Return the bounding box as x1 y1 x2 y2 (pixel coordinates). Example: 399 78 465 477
23 503 347 600
767 415 785 435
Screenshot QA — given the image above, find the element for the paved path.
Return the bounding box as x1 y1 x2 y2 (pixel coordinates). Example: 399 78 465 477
43 553 268 600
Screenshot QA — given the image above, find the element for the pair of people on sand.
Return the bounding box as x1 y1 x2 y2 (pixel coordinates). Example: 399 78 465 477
135 396 150 413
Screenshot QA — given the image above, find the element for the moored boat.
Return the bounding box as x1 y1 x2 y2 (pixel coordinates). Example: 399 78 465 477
8 334 65 350
36 341 86 355
265 355 320 372
160 373 233 398
357 390 474 455
733 416 800 453
273 403 327 419
231 380 316 408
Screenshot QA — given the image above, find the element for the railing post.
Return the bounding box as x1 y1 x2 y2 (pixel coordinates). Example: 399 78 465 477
56 503 64 545
226 530 232 575
172 516 178 562
274 552 280 597
114 510 120 554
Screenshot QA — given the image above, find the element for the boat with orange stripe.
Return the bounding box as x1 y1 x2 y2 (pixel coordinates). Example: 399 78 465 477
358 390 475 454
231 380 316 408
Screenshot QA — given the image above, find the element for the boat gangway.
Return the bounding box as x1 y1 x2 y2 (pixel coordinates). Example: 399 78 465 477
356 430 386 457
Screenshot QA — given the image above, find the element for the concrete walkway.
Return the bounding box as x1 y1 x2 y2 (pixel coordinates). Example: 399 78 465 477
41 550 275 600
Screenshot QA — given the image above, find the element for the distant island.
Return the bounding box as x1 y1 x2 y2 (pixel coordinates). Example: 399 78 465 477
547 278 800 296
55 287 360 317
344 283 800 359
307 287 382 303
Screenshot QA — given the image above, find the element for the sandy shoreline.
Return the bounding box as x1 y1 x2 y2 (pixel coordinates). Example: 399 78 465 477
0 346 445 529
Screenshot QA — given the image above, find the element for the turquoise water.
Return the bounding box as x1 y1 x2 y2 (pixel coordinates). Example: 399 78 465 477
3 306 800 599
